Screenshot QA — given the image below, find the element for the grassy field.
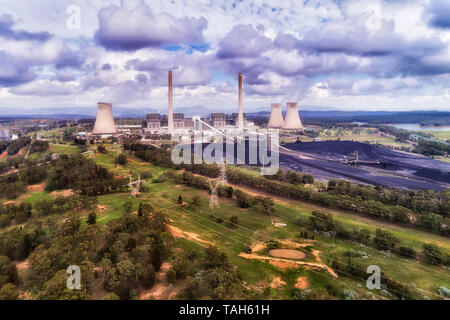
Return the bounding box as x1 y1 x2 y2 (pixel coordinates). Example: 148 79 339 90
87 153 450 299
425 130 450 142
3 147 448 300
319 127 412 148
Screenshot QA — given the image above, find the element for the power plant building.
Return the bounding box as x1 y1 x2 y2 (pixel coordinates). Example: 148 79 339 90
146 114 161 130
91 102 117 136
268 103 284 128
283 102 303 130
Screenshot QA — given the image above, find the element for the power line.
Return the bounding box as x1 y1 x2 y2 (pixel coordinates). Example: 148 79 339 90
151 193 443 299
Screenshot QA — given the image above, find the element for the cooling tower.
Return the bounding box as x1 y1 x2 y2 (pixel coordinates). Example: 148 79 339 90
282 102 303 130
267 103 283 128
237 72 244 131
92 102 117 134
168 71 174 134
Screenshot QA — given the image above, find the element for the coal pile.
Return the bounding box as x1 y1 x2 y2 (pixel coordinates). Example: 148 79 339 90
282 141 450 190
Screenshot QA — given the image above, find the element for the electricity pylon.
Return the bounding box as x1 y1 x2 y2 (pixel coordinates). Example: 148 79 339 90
128 174 142 197
218 160 228 186
209 180 220 209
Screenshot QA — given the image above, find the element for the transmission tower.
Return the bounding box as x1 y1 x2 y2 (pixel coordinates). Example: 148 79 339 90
128 174 142 197
209 180 220 209
218 160 228 186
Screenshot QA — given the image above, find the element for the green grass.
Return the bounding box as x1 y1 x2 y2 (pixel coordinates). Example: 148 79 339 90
22 191 51 204
95 193 137 225
425 130 450 142
15 145 448 299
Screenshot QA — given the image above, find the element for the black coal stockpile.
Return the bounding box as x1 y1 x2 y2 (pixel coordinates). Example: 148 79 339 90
283 141 450 190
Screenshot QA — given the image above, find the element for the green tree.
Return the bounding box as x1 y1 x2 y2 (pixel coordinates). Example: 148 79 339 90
0 283 19 300
373 229 399 250
190 195 201 208
229 216 239 228
422 244 445 265
87 212 97 225
116 154 127 166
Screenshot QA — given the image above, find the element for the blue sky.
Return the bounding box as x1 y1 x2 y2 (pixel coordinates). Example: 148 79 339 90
0 0 450 112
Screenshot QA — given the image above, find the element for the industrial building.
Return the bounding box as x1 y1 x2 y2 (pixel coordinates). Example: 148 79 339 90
283 102 303 130
268 103 283 129
90 70 302 137
91 102 117 137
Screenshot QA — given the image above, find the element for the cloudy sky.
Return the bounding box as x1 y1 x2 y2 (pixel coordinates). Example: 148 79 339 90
0 0 450 113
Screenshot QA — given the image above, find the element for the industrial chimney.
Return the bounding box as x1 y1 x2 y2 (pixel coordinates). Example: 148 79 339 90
237 72 244 131
168 71 174 134
267 103 283 128
282 102 303 130
92 102 117 134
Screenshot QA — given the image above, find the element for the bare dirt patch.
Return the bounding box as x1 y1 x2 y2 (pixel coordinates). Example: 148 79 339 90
270 276 286 289
50 189 74 198
0 151 7 159
15 259 29 271
239 252 338 278
295 276 309 290
269 249 306 260
27 183 46 192
140 262 181 300
168 225 214 247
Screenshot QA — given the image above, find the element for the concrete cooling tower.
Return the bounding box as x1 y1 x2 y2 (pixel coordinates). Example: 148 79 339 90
282 102 303 130
267 103 283 128
92 102 117 134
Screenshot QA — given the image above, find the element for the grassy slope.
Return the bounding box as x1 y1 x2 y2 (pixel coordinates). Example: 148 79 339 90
4 148 448 299
92 152 450 297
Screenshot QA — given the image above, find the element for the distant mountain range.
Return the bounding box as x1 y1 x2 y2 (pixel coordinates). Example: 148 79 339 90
0 106 449 125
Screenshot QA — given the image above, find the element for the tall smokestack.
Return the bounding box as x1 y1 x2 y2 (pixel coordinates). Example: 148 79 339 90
283 102 303 130
268 103 283 129
168 71 174 134
238 72 244 131
92 102 117 134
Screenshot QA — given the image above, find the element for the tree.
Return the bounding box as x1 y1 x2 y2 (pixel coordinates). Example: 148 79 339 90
328 179 337 189
225 186 234 198
177 194 183 204
103 293 120 300
123 200 133 213
190 195 201 208
138 202 154 217
141 265 156 289
97 145 107 154
303 174 314 184
422 244 445 265
116 154 127 166
87 212 96 225
229 216 239 228
0 283 19 300
61 213 81 238
373 229 399 250
42 269 85 300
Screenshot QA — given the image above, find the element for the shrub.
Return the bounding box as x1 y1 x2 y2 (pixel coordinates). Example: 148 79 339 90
87 212 97 225
422 243 445 265
398 246 416 259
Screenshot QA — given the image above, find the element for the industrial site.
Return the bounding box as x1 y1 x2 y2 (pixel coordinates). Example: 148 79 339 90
0 0 449 309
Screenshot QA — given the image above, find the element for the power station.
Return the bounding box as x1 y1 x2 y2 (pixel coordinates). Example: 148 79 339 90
91 102 117 137
89 71 303 137
283 102 303 130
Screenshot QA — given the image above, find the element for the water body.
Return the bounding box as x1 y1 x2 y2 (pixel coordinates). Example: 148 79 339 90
390 123 450 131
